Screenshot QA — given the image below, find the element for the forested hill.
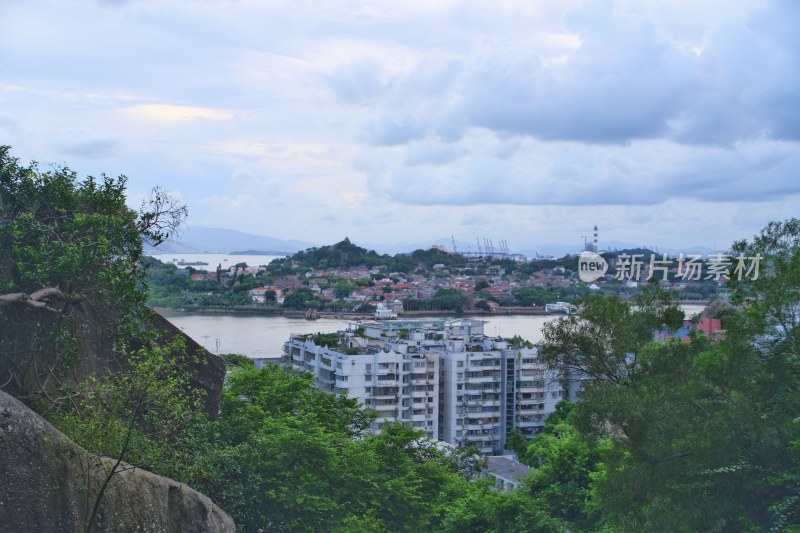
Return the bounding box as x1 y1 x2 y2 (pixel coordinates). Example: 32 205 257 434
266 237 467 273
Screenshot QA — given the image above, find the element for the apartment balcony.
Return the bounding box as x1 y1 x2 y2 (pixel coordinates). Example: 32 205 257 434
516 385 543 392
515 420 541 428
464 384 501 392
464 375 500 383
371 387 400 397
466 410 498 418
468 417 499 425
467 364 501 372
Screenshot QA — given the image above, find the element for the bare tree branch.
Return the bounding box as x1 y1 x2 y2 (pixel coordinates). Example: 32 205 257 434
136 186 188 247
0 288 67 312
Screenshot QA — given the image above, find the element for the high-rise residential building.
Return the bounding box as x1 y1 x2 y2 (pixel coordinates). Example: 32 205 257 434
283 318 565 453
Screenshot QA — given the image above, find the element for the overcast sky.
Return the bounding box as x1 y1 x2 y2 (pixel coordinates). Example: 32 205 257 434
2 0 798 254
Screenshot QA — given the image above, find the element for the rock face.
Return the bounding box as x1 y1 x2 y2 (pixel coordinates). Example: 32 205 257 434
0 303 226 420
146 311 227 417
0 390 235 532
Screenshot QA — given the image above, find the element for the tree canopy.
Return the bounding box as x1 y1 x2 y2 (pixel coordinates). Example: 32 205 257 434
535 219 800 531
0 146 153 402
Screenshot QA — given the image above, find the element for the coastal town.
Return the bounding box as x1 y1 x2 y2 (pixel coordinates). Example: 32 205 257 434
146 237 725 314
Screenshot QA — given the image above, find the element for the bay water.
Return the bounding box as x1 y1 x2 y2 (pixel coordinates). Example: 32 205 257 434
160 305 706 359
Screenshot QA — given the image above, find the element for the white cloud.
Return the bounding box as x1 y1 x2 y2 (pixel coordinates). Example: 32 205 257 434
120 104 233 122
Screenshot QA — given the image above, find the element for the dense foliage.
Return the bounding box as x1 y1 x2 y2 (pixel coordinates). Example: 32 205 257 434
56 361 566 532
533 220 800 531
143 256 258 308
0 146 149 402
266 238 468 275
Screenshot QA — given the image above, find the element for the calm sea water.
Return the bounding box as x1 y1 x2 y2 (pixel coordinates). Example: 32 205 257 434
147 253 285 269
160 305 706 358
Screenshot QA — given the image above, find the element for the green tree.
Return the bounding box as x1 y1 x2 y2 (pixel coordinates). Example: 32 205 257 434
282 287 317 309
0 146 184 405
517 401 605 531
475 299 492 312
537 222 800 531
334 280 356 299
475 279 490 291
504 428 527 456
50 335 210 532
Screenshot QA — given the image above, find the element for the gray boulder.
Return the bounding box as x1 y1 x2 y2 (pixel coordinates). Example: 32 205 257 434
0 390 235 532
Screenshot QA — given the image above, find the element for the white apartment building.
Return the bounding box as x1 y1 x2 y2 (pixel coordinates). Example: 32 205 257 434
284 318 565 453
284 320 443 439
438 320 563 454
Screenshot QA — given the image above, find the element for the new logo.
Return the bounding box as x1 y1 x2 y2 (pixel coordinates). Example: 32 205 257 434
578 251 608 283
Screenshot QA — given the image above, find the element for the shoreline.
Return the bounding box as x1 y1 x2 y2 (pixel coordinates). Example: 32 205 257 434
152 300 710 319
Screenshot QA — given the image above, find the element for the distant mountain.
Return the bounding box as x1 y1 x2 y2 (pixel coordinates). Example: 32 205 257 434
145 226 726 260
145 226 317 255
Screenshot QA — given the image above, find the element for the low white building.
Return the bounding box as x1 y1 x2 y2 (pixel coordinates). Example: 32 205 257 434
485 456 533 491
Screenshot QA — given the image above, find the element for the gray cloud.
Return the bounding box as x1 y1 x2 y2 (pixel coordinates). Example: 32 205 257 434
369 136 800 206
337 0 799 149
326 60 393 104
54 131 122 159
453 1 696 144
363 115 428 146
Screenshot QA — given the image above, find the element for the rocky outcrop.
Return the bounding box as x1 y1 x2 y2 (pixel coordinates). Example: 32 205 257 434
145 311 227 417
0 390 235 532
1 302 225 419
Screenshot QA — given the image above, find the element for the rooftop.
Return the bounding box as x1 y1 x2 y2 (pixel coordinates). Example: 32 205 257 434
485 456 533 483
